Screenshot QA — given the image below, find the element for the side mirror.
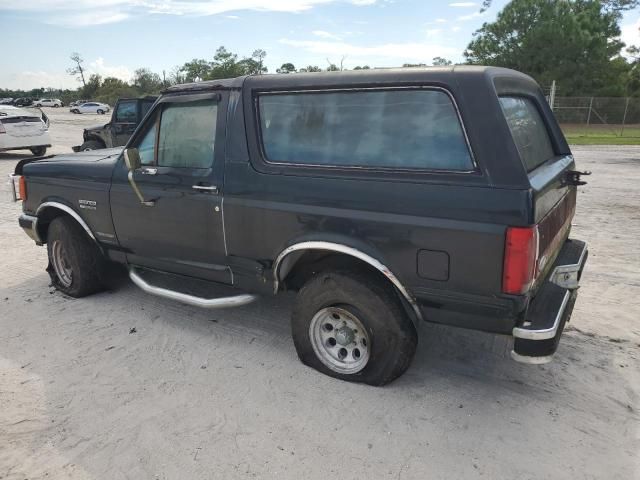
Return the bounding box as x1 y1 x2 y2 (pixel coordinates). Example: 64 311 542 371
123 148 154 207
123 147 141 171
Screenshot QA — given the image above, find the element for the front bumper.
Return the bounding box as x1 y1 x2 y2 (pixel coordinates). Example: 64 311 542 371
511 239 588 364
18 213 42 244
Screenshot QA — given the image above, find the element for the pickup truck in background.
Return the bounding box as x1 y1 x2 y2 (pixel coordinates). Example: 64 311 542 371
10 67 589 385
73 96 157 152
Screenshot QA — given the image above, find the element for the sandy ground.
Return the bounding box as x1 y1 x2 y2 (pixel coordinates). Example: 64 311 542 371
0 109 639 480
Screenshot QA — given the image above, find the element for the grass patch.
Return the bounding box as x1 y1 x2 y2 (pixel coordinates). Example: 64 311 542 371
561 124 640 145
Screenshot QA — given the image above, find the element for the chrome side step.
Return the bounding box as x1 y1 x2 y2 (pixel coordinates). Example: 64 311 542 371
129 268 257 309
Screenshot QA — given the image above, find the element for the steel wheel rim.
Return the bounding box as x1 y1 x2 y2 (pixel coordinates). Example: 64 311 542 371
51 240 73 287
309 306 370 374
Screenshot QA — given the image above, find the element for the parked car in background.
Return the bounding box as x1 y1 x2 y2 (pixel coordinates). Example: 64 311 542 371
34 98 63 108
73 96 157 151
70 102 110 115
69 99 89 107
13 98 34 107
0 105 51 156
0 98 14 105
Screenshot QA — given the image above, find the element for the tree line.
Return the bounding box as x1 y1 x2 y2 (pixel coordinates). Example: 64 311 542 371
2 0 639 105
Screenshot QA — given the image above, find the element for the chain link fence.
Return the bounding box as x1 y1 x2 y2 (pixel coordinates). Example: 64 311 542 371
550 96 640 139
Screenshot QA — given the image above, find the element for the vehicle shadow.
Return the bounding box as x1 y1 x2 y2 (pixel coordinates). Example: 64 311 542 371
0 152 34 161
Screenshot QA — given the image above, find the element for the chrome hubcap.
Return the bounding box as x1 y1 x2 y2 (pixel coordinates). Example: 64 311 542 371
309 306 370 374
51 240 73 287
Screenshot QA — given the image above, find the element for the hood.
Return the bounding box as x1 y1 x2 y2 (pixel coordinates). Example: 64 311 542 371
19 147 123 182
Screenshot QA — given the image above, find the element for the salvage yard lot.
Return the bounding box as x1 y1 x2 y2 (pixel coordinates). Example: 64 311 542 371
1 109 639 479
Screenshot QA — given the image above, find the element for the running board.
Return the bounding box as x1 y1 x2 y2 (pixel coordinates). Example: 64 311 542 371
129 268 258 309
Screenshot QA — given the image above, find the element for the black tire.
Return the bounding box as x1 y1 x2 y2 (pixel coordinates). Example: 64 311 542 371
35 103 42 107
291 270 417 386
97 109 104 114
80 140 104 151
46 216 105 297
30 146 47 156
71 109 79 114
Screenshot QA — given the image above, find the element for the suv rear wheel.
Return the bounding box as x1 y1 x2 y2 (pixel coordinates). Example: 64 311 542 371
291 270 417 386
46 216 105 297
30 146 47 156
79 140 104 151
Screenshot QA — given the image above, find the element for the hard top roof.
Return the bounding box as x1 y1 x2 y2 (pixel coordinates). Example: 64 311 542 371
162 66 536 94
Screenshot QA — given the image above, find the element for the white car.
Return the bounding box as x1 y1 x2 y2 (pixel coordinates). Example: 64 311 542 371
0 106 51 156
34 98 63 108
70 102 110 115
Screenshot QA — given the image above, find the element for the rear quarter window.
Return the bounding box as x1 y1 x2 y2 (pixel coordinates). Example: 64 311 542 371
499 97 555 172
257 89 474 172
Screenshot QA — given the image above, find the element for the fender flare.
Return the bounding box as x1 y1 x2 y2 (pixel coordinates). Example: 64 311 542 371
273 241 423 322
36 201 99 245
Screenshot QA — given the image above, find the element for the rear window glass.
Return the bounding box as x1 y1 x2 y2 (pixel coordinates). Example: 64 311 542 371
257 89 474 171
499 97 555 172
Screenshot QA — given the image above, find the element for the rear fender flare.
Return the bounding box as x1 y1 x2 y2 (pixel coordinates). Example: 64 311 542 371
273 240 423 322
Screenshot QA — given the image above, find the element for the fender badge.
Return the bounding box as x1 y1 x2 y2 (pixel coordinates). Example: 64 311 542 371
79 199 97 211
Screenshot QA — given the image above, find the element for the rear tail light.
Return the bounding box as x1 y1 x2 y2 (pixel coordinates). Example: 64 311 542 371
503 225 539 294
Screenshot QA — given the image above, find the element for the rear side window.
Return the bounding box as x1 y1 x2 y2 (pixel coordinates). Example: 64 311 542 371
499 97 555 172
257 89 474 171
116 101 137 123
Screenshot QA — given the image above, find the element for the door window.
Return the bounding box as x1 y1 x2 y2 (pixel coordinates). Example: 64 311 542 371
115 101 137 123
157 100 217 169
137 118 157 166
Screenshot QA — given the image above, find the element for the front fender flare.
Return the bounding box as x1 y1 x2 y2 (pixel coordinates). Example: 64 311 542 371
36 201 99 247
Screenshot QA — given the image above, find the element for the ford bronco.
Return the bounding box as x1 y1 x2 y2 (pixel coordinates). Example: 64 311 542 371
10 67 588 385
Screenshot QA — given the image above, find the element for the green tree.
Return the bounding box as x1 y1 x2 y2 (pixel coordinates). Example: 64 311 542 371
432 57 452 66
299 65 322 72
81 73 102 99
277 63 297 74
95 77 137 105
180 59 212 82
465 0 630 96
353 65 371 70
480 0 639 12
133 68 162 94
249 49 268 74
208 46 246 79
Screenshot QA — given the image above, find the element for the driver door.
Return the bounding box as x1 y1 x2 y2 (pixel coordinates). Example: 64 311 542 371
110 92 231 284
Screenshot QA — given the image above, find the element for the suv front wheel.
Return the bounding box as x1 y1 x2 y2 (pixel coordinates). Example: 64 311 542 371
46 216 105 297
291 270 418 386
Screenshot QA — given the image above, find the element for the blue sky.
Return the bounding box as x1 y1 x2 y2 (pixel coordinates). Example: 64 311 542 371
1 0 639 90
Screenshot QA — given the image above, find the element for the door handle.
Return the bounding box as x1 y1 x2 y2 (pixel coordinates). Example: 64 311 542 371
192 185 218 194
140 167 158 175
